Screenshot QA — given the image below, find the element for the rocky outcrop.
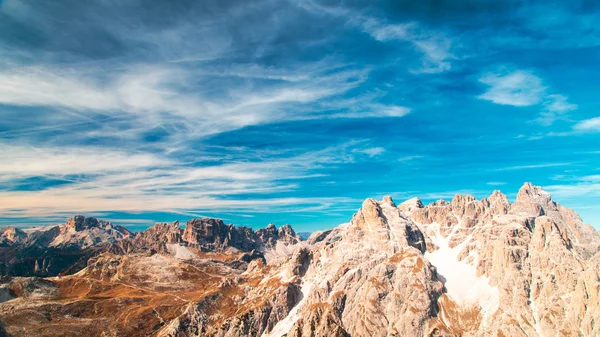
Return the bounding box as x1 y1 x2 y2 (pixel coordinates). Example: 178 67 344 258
129 221 183 253
257 223 302 249
183 218 260 252
180 218 302 253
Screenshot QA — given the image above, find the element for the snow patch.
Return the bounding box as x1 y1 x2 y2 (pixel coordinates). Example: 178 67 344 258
529 282 545 337
166 244 196 260
262 281 313 337
424 225 500 324
264 241 303 263
275 269 297 284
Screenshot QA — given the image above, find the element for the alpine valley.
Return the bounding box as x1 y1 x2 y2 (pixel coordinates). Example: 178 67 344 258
1 183 599 337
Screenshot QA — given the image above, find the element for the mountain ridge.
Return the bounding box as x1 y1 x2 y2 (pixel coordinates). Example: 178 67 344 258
1 182 599 336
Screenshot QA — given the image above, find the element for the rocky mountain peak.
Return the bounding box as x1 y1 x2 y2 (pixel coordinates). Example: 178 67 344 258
256 223 302 251
182 217 257 252
0 226 27 246
515 182 553 205
65 215 110 232
510 182 558 217
382 195 396 207
398 197 424 214
347 197 426 253
351 198 386 231
484 190 511 216
130 221 183 253
277 224 301 244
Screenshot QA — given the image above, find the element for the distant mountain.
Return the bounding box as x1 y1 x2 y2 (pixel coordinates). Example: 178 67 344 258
1 183 599 337
0 215 132 279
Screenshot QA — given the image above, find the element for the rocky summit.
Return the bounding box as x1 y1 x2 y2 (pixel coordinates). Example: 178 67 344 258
1 183 599 337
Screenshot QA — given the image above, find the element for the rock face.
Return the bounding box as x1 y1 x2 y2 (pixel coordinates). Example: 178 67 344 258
129 221 183 254
1 183 599 337
257 223 302 249
183 218 259 252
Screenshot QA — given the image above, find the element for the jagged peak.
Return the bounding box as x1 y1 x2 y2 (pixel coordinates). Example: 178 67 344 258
277 224 295 233
362 197 379 207
1 226 25 234
488 189 508 200
510 182 557 217
398 197 424 213
452 193 477 204
430 199 451 207
147 221 181 230
381 196 396 207
64 215 115 232
516 182 551 200
0 226 27 244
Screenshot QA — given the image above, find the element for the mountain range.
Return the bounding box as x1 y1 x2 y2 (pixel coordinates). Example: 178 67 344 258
1 183 599 336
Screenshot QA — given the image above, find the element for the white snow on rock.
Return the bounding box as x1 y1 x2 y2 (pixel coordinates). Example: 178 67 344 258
166 244 196 260
261 280 313 337
424 225 500 323
264 241 304 263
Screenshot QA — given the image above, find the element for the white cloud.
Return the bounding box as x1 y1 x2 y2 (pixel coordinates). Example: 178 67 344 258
478 70 579 126
290 0 453 73
537 94 578 125
574 117 600 132
0 141 374 218
0 144 166 179
353 147 385 157
478 70 546 107
398 155 424 162
544 183 600 198
0 63 368 138
0 67 120 111
544 94 577 114
380 105 412 117
494 162 572 171
360 19 453 73
329 104 411 119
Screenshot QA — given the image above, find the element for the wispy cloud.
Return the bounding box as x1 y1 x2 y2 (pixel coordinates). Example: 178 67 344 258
353 147 385 157
398 155 424 162
574 117 600 133
0 141 374 218
360 19 453 73
0 63 369 138
478 69 578 126
0 143 167 180
290 0 454 73
478 70 546 107
537 94 578 125
494 162 572 171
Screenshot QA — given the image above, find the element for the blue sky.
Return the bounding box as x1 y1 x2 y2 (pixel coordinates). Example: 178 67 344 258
0 0 599 232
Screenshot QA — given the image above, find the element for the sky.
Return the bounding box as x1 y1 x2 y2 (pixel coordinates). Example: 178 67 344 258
0 0 599 232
